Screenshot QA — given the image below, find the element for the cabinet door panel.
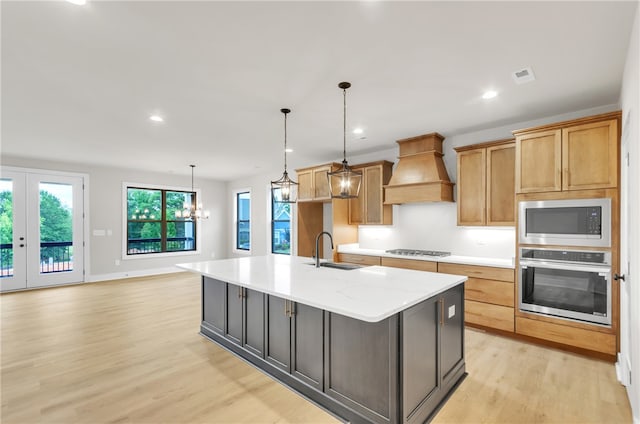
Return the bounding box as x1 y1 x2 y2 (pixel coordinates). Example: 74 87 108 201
516 130 561 193
313 167 331 199
402 298 438 420
562 119 617 190
487 144 515 225
226 284 243 345
365 166 383 223
202 277 225 334
440 285 464 382
292 304 324 389
297 170 313 201
457 149 486 225
244 288 265 357
265 296 291 372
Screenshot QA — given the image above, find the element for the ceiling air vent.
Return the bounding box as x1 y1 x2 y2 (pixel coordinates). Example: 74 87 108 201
512 67 535 84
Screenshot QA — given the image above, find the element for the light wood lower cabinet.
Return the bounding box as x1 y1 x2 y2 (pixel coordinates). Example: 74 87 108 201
516 316 616 356
381 257 437 272
465 300 514 332
337 253 381 266
438 263 515 333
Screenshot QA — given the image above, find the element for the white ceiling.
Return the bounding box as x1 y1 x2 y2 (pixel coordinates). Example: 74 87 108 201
1 1 637 181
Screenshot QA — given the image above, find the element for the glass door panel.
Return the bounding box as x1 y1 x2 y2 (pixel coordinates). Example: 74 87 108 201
0 171 27 291
27 174 84 288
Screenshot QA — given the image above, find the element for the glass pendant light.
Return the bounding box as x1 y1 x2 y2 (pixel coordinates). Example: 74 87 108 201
328 82 362 199
271 108 298 203
175 165 210 220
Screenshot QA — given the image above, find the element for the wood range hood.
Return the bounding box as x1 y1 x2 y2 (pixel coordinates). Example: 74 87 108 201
383 132 454 204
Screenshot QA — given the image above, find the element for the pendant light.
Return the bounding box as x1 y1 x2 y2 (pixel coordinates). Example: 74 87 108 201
328 82 362 199
176 165 210 220
271 108 298 203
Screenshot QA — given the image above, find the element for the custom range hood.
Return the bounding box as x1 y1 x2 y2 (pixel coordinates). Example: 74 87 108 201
383 132 454 204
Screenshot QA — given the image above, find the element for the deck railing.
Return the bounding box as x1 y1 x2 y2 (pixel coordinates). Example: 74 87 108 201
127 237 195 254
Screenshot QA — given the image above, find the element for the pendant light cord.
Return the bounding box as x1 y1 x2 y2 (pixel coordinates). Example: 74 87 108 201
284 112 288 172
342 87 347 162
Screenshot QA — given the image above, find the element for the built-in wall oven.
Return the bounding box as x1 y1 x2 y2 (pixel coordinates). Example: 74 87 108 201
519 198 611 247
518 247 611 326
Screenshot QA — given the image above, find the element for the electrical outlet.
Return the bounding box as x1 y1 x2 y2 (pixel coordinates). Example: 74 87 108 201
115 259 120 266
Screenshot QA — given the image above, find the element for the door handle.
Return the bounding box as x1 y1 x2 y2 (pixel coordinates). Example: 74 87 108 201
614 274 626 281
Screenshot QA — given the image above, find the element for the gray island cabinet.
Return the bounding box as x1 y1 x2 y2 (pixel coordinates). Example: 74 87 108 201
180 256 467 424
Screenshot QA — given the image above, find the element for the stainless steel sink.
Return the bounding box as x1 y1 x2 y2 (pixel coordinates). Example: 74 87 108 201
307 262 366 270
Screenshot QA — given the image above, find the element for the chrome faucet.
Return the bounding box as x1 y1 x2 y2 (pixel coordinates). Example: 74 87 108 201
314 231 334 268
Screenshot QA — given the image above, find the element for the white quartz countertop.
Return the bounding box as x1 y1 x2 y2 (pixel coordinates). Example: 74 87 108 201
177 255 466 323
337 245 514 269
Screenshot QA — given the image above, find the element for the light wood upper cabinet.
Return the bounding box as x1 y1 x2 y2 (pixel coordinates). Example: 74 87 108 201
457 149 486 225
455 140 515 226
487 144 516 225
349 161 393 225
562 119 618 190
515 130 561 193
514 112 620 193
296 163 340 202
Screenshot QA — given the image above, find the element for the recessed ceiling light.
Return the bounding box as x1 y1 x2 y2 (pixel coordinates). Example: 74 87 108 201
353 128 364 135
482 90 498 100
149 115 164 122
285 148 293 153
66 0 87 5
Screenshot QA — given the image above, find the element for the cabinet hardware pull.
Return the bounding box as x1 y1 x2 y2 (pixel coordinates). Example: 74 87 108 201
440 298 444 326
285 300 290 317
238 286 242 298
290 302 296 317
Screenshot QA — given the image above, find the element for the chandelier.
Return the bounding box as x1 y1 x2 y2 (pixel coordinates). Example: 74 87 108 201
176 165 210 220
271 108 298 203
328 82 362 199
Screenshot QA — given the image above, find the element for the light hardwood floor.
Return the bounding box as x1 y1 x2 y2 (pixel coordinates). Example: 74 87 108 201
1 273 632 423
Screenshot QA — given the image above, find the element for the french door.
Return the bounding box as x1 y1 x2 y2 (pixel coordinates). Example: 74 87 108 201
1 169 85 291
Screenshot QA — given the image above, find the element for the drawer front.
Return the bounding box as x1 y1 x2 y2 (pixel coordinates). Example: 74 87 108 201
465 300 514 332
516 317 616 355
337 253 381 266
381 257 437 272
465 277 514 307
438 263 514 282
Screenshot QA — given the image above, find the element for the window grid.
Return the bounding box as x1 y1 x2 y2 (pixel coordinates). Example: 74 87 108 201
236 191 251 251
126 187 197 255
271 194 291 255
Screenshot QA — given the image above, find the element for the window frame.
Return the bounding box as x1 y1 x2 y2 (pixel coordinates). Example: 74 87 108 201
233 189 251 254
270 190 292 255
122 182 202 260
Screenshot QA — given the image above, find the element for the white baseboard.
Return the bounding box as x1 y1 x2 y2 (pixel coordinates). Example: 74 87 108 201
88 267 184 283
616 353 631 386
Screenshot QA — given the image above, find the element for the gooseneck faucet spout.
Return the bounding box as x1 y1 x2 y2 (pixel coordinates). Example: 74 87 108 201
315 231 334 268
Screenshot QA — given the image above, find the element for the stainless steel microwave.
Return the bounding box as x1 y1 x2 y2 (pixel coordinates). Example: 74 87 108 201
518 198 611 247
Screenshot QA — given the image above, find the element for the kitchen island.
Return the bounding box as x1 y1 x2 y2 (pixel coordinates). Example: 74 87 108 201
178 255 467 424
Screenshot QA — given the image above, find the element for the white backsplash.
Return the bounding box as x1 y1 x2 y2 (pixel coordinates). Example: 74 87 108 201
357 202 516 260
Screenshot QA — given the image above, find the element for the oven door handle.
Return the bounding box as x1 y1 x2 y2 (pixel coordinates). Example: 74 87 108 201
519 260 611 274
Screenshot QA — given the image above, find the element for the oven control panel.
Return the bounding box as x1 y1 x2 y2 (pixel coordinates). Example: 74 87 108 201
520 248 610 265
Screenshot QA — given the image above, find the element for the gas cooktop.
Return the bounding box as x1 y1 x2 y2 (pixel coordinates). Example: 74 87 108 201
385 249 451 257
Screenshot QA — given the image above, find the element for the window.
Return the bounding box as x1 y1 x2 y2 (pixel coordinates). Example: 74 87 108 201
271 195 291 255
126 187 196 255
236 191 251 251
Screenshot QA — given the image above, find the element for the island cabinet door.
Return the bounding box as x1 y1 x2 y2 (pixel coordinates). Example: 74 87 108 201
265 295 292 372
401 298 439 424
226 283 243 345
401 285 465 424
440 285 464 385
243 288 265 358
202 277 226 335
291 303 324 390
324 313 399 424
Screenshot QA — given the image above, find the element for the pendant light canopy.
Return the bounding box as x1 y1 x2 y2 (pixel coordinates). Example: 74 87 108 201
176 165 210 220
328 82 362 199
271 108 298 203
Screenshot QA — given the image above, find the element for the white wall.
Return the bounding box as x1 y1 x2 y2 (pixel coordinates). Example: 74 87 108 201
1 155 227 280
351 103 619 259
619 5 640 421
